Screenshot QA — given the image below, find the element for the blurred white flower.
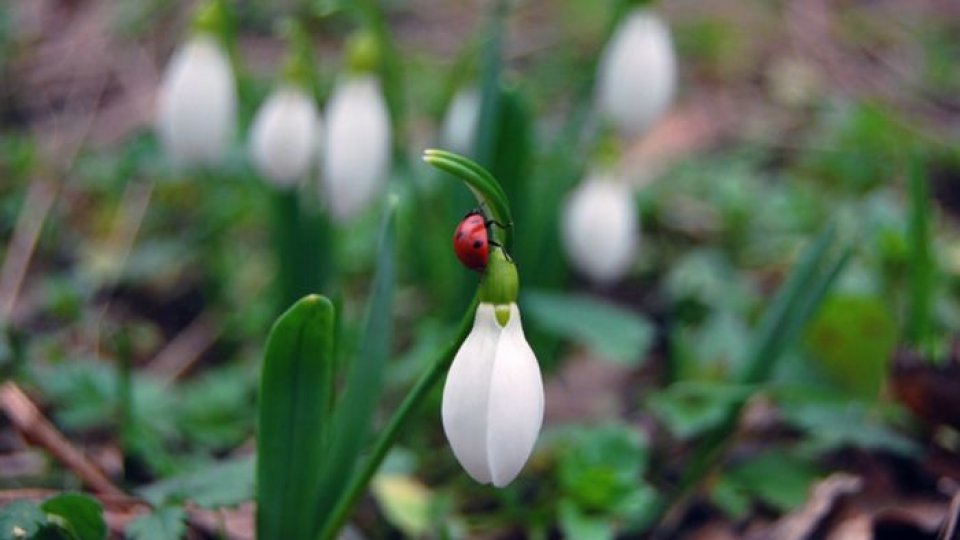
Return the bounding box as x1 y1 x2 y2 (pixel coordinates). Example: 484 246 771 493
595 8 676 137
441 87 480 156
320 75 392 222
156 35 236 166
249 85 321 188
442 303 544 487
562 174 639 283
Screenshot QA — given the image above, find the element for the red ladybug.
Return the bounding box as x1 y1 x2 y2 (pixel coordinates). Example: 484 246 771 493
453 210 492 271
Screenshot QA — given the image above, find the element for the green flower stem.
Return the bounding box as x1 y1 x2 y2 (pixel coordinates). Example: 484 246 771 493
318 293 480 540
353 0 407 161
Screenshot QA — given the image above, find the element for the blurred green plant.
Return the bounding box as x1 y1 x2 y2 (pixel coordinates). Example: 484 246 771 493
0 493 106 540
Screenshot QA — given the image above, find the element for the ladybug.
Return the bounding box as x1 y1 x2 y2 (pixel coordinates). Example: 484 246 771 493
453 210 493 271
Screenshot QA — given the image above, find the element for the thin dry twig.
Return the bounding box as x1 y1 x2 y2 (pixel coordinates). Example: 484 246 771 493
146 312 223 385
0 181 58 324
0 382 125 498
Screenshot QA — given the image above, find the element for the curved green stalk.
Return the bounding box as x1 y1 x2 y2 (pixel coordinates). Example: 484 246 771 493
318 293 480 540
422 149 513 251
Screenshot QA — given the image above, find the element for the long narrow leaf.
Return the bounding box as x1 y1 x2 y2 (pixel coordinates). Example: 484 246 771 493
315 202 397 529
256 295 336 540
473 0 506 169
651 226 851 525
907 159 933 353
491 87 533 218
742 224 837 383
318 293 480 540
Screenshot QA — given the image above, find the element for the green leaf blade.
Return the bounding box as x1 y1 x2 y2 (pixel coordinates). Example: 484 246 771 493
40 493 106 540
125 506 187 540
522 291 653 366
256 294 336 540
315 203 396 530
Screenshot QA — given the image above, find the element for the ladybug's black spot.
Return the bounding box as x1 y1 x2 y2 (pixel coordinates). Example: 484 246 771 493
473 240 483 249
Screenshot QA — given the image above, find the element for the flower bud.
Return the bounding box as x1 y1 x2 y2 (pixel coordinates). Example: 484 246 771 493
249 85 321 187
595 8 676 137
442 303 544 487
441 87 480 156
561 174 639 284
320 75 392 222
156 35 237 166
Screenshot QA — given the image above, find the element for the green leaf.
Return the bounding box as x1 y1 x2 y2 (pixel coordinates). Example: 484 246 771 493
742 224 851 384
125 507 186 540
556 424 649 514
139 456 254 508
722 450 819 513
656 226 851 526
558 499 613 540
709 475 751 519
522 291 653 365
315 203 396 529
41 493 106 540
490 87 531 215
422 149 513 250
0 500 47 539
473 0 506 169
256 294 336 540
774 389 919 456
647 381 754 440
805 294 897 399
907 159 935 355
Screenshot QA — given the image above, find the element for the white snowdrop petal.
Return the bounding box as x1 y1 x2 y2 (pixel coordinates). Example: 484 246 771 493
441 87 480 156
321 75 392 222
441 304 501 484
486 304 544 487
562 176 639 283
249 86 321 187
595 9 676 136
156 35 237 166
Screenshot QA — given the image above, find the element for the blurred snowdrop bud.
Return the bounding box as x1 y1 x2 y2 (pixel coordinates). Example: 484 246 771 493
442 302 544 487
562 174 639 283
441 87 480 155
595 8 676 137
321 75 392 222
249 85 321 188
156 35 236 166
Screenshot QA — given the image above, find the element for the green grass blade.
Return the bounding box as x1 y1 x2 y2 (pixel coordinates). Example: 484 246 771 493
270 190 330 312
256 294 336 540
650 227 851 526
473 0 506 169
491 87 533 220
318 293 480 540
907 159 933 353
315 202 397 529
742 224 837 383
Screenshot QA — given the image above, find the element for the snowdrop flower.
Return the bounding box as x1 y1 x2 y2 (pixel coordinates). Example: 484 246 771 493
442 249 544 487
156 34 236 166
320 75 392 222
249 85 321 188
595 8 676 137
441 87 480 156
562 174 639 283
